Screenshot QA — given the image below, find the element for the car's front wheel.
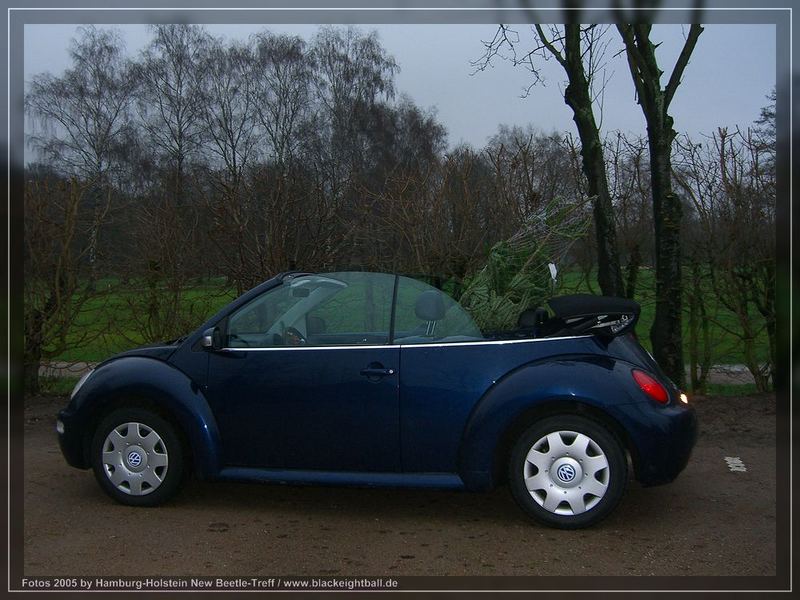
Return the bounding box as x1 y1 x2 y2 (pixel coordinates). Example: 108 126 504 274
508 415 627 529
90 407 185 506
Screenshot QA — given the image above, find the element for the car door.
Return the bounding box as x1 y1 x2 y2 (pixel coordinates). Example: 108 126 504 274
392 276 494 474
205 272 401 472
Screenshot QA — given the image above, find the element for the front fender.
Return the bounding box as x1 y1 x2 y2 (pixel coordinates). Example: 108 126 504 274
457 356 642 490
60 356 221 479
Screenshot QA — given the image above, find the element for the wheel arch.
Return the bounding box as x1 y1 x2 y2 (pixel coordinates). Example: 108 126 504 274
490 399 640 488
70 356 222 479
456 357 643 490
82 394 194 475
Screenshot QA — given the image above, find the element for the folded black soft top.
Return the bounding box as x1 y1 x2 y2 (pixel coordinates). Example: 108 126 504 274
548 294 640 320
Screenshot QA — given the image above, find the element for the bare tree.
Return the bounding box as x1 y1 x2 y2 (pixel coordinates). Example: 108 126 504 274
134 24 209 191
251 31 313 168
474 23 626 297
23 24 773 401
310 26 399 198
199 38 259 190
485 125 578 226
310 26 398 128
105 25 215 342
369 148 500 283
605 132 652 299
197 38 260 291
26 26 135 283
674 127 774 390
23 173 111 393
616 23 703 385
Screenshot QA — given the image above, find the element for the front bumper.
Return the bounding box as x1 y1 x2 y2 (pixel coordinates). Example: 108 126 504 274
57 408 90 470
611 400 698 486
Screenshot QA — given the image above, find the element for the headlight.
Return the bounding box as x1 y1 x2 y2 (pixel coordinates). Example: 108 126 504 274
70 369 94 399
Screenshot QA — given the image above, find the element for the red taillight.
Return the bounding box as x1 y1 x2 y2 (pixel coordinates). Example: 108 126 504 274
632 369 669 404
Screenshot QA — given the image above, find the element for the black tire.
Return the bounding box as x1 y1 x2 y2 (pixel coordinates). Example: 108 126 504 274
508 414 627 529
90 407 185 507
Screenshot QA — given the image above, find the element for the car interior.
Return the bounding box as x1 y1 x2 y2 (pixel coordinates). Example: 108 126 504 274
224 273 640 349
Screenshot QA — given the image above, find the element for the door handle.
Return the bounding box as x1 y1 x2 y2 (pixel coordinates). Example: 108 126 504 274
360 367 395 378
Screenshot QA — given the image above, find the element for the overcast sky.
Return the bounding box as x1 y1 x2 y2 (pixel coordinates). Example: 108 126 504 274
23 23 776 149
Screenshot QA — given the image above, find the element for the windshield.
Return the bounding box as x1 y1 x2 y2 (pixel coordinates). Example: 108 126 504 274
225 272 394 347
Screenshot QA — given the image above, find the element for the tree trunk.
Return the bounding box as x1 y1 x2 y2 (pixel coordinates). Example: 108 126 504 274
647 124 684 385
752 261 775 389
625 243 641 299
764 313 776 389
86 182 104 291
700 298 711 392
742 331 769 393
687 258 708 394
562 25 625 298
86 217 99 292
24 356 42 396
615 23 703 388
688 273 699 393
24 310 44 395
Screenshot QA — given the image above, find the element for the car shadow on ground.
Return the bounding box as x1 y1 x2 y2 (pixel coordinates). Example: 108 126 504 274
69 467 664 531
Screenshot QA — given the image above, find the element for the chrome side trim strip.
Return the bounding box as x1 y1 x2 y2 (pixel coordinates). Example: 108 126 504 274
400 335 592 348
223 344 398 351
221 335 592 352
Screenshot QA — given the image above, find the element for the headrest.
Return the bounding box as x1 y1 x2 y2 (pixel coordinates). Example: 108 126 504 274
415 290 446 322
517 307 549 329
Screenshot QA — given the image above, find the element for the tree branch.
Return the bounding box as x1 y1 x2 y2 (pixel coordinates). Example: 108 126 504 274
664 24 704 110
534 24 567 69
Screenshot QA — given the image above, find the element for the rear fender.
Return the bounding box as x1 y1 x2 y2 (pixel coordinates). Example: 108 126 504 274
67 356 221 479
458 356 641 490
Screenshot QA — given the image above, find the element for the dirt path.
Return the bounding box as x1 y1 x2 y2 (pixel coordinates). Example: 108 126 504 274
23 393 775 577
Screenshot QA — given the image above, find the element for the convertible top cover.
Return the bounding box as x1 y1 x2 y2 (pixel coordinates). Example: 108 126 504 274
546 294 640 337
548 294 640 320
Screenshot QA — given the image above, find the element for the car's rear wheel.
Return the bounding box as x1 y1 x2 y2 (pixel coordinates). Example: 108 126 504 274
508 415 627 529
90 407 185 506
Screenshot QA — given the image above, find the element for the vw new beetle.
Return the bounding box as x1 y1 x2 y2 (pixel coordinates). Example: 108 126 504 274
58 271 697 529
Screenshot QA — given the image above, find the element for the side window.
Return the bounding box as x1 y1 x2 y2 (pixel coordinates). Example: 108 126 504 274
305 272 394 345
226 272 394 348
226 282 306 348
392 276 483 345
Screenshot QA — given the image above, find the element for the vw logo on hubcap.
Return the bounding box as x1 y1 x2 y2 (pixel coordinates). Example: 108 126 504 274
557 464 576 483
127 451 142 468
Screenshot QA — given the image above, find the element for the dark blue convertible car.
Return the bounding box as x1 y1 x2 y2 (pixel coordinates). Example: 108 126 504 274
58 271 696 528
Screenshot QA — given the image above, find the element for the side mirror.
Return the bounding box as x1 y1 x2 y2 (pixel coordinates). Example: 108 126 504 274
201 327 223 351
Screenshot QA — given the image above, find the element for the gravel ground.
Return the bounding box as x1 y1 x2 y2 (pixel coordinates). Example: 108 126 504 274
23 393 776 577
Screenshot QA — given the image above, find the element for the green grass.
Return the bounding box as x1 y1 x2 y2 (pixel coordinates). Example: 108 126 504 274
558 267 770 365
43 268 769 372
45 278 236 362
33 268 764 398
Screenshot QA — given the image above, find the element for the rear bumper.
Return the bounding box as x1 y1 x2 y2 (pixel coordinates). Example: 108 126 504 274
611 401 698 486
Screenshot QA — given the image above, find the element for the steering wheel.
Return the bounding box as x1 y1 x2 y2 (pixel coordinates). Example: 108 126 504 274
284 326 307 346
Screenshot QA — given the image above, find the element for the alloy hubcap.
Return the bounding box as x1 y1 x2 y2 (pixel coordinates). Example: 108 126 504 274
523 430 610 515
101 422 169 496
